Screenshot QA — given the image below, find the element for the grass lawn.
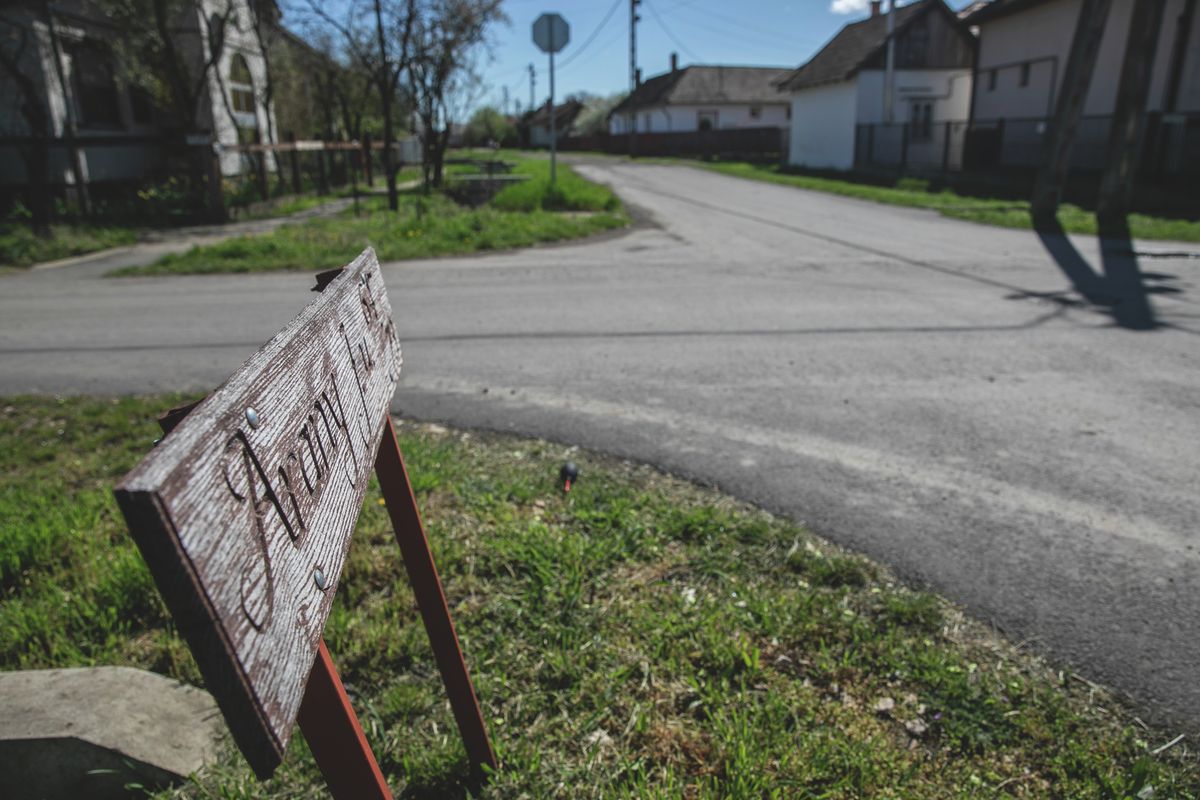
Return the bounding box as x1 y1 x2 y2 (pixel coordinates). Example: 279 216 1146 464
621 157 1200 243
1 395 1196 798
117 160 627 276
0 221 138 268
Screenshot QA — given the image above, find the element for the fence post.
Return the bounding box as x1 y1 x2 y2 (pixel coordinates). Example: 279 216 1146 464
315 134 329 195
206 142 227 223
942 120 952 173
995 118 1006 169
900 123 910 173
287 132 301 194
363 133 373 186
253 129 270 201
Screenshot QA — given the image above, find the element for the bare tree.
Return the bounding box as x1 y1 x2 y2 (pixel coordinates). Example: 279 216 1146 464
1029 0 1114 228
246 0 284 185
408 0 505 189
293 0 416 211
1095 0 1167 229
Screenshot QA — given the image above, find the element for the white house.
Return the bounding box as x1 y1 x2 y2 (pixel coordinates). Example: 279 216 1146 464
967 0 1200 171
0 0 277 189
777 0 976 170
523 99 584 147
608 56 791 135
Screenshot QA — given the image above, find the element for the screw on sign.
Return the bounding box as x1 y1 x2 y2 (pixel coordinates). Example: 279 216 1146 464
114 248 496 799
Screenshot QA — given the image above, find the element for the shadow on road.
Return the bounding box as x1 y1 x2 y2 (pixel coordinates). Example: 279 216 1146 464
1033 215 1159 330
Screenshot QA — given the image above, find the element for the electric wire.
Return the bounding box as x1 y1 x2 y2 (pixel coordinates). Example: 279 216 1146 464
643 0 702 63
555 0 624 70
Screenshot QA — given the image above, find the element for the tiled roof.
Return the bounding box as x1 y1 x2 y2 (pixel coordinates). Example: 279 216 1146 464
610 65 791 116
776 0 931 91
963 0 1054 25
526 99 584 128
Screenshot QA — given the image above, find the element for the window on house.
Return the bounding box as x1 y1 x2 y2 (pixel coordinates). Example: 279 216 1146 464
909 100 933 142
988 69 997 92
644 112 651 131
1019 62 1031 88
230 54 256 114
786 104 792 120
749 106 762 119
67 41 122 129
697 110 717 131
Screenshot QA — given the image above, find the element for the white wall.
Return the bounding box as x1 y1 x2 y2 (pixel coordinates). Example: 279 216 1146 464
973 0 1200 120
787 79 858 169
200 0 279 177
609 103 789 134
855 69 974 124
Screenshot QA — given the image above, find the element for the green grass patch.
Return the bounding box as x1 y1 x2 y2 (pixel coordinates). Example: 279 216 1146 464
2 395 1197 798
489 157 621 213
647 159 1200 242
0 221 138 268
118 189 626 276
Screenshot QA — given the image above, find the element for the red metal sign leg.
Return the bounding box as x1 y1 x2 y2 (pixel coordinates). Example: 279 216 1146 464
298 640 393 800
374 415 499 777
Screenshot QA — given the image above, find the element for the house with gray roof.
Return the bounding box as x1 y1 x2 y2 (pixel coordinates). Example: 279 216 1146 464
777 0 975 170
608 55 791 135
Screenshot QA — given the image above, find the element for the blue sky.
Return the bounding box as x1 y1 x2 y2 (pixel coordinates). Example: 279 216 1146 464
480 0 973 113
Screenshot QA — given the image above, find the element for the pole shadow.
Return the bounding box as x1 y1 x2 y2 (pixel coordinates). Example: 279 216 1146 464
1033 215 1158 330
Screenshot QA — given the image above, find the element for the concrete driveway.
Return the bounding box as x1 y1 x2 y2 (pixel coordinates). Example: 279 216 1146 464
2 160 1197 732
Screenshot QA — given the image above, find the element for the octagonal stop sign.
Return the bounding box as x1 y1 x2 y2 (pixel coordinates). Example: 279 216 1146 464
533 13 569 54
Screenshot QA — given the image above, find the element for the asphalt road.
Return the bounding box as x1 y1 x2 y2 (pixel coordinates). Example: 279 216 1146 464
2 161 1198 732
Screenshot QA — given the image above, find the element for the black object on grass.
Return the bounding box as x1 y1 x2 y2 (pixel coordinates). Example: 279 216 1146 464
560 461 579 493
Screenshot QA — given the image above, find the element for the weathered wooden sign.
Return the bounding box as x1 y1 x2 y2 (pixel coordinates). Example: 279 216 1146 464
114 249 481 787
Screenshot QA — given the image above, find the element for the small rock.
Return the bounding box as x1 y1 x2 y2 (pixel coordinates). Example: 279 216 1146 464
873 697 895 714
904 718 928 737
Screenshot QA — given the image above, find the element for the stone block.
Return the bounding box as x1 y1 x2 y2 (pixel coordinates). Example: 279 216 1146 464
0 666 226 799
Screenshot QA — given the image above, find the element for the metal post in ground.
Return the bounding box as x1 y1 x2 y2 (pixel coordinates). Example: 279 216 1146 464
287 132 301 194
942 120 952 173
363 133 374 187
315 134 329 195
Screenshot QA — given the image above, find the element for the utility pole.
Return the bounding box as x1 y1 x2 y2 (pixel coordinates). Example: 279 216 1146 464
502 86 510 116
529 63 536 113
630 0 641 157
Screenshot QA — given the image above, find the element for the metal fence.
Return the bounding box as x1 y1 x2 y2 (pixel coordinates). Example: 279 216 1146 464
0 133 421 222
854 112 1200 179
561 127 788 161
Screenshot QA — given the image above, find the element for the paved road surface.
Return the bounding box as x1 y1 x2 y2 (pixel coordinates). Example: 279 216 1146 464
2 161 1198 731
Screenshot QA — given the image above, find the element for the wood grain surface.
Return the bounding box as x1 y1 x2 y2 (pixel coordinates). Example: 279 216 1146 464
115 248 401 777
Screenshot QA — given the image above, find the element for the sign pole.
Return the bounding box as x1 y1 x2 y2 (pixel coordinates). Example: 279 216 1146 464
549 48 557 186
532 13 569 187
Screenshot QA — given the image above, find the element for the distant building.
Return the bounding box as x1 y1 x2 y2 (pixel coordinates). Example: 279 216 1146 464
968 0 1200 121
608 56 791 135
522 99 584 147
0 0 277 188
777 0 975 170
965 0 1200 172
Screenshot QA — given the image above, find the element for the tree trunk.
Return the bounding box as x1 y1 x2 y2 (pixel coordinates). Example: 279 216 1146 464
1096 0 1167 228
374 0 400 211
1030 0 1114 228
24 137 52 237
